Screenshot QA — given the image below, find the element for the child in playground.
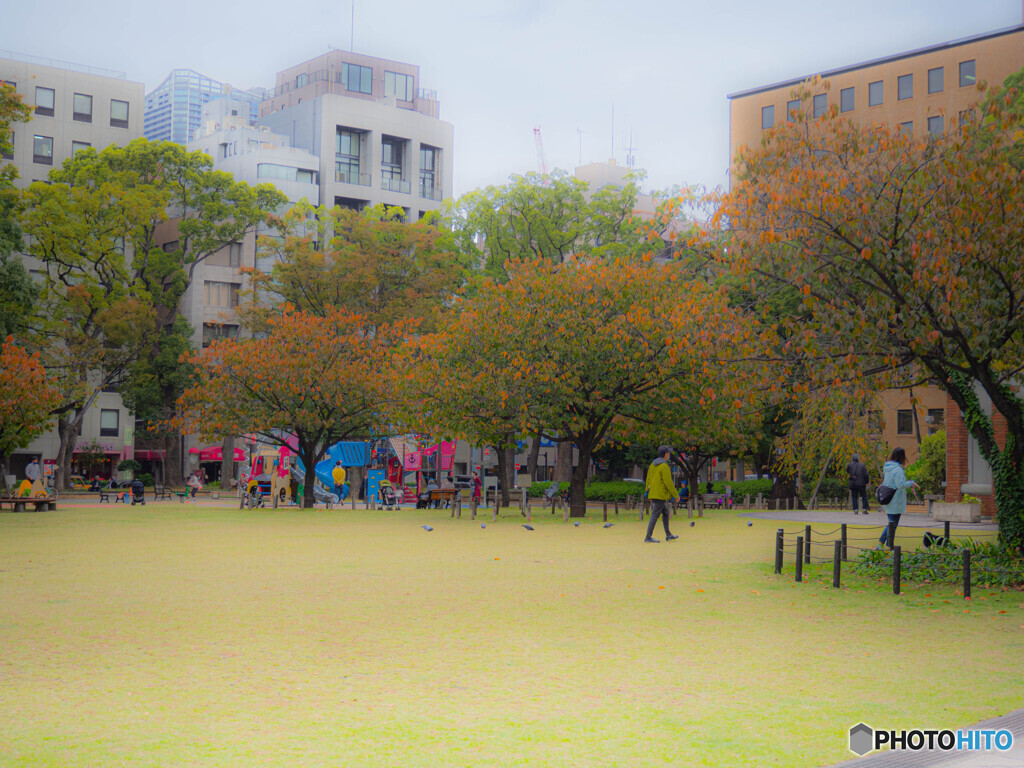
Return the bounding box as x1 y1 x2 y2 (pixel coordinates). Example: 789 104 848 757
187 472 203 503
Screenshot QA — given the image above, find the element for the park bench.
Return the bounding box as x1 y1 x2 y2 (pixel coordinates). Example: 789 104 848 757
428 488 460 508
700 493 731 509
0 496 56 512
153 485 172 501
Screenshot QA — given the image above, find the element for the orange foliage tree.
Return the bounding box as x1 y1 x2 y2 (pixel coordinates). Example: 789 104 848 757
0 336 60 489
171 307 408 507
406 258 764 517
719 82 1024 545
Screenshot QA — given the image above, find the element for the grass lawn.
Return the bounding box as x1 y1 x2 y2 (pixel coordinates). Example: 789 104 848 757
0 503 1020 767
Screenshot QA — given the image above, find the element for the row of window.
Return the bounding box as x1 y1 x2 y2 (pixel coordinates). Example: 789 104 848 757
256 163 317 184
335 128 441 198
896 408 945 435
293 66 416 101
10 133 95 165
29 84 130 127
761 59 977 130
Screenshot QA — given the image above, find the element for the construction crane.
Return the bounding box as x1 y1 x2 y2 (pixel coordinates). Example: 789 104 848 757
533 126 548 175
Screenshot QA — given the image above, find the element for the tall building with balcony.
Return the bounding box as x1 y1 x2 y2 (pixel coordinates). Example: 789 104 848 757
144 68 267 145
0 52 145 481
258 51 454 220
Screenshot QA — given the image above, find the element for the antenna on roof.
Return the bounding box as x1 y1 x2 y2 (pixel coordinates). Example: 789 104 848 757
351 0 355 51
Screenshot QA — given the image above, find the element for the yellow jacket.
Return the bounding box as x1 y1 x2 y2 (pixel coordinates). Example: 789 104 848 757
645 458 678 501
332 466 346 485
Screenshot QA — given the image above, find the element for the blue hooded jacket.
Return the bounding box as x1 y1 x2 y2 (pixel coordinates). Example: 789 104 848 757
880 460 916 515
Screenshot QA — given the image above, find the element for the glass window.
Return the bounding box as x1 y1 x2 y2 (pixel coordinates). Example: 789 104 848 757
341 63 372 94
786 99 800 121
928 67 944 94
926 408 945 427
381 137 407 192
35 86 55 116
228 242 242 267
1 130 12 160
898 74 913 101
384 71 415 101
71 141 91 157
336 129 363 184
203 281 240 308
296 73 308 88
959 60 976 87
900 121 913 135
419 145 439 199
202 323 239 348
99 409 120 437
840 87 854 113
73 92 93 122
896 409 914 435
927 115 944 136
110 99 129 127
868 81 883 106
761 104 774 130
812 93 827 118
33 135 53 164
296 169 315 184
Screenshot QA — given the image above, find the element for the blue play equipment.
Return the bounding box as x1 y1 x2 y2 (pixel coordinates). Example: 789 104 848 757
311 441 369 501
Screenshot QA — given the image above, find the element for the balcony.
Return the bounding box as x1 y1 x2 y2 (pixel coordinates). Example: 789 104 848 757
381 178 411 194
419 183 443 201
335 170 370 186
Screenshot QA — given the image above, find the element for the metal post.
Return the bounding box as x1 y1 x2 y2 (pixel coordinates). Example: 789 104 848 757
603 502 608 522
774 529 784 574
804 525 811 564
944 520 950 542
962 549 971 598
886 520 896 549
795 536 804 582
893 545 902 595
841 523 848 561
614 500 619 516
833 539 842 589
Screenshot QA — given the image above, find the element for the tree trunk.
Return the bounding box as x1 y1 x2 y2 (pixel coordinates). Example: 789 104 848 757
554 439 573 484
165 433 184 486
496 443 515 507
55 413 84 490
220 434 236 491
567 442 592 518
526 431 542 481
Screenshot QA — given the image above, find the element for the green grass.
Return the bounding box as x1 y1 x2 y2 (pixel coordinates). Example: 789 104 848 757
0 504 1020 767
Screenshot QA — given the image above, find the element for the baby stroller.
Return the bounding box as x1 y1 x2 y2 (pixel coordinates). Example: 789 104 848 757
130 479 145 506
379 484 398 510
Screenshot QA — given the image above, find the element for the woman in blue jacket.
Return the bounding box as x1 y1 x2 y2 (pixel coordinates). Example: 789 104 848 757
878 447 918 547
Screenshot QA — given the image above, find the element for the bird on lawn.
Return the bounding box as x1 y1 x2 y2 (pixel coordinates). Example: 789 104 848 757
574 521 581 527
603 523 614 528
421 525 434 532
522 524 534 531
689 521 695 527
481 523 486 529
747 521 753 527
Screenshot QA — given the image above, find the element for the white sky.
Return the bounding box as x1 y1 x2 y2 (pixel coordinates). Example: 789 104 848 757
2 0 1022 197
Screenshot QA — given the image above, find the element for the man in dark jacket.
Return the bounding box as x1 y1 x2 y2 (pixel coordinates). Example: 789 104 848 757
846 454 870 514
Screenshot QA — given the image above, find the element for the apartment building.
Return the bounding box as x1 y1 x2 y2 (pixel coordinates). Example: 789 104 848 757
0 53 144 481
144 68 266 145
727 23 1024 513
258 50 454 220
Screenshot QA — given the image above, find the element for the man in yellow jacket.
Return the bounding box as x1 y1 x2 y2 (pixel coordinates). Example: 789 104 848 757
644 445 679 543
331 461 347 500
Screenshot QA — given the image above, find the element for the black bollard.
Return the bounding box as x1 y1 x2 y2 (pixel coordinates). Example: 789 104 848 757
893 545 902 595
775 529 784 574
603 502 608 522
795 536 804 583
886 520 896 549
833 539 842 589
944 520 950 543
962 549 971 598
804 525 812 564
841 523 848 561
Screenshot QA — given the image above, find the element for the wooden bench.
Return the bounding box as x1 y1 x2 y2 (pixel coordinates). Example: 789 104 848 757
700 493 732 509
0 496 56 512
428 488 460 507
153 485 172 501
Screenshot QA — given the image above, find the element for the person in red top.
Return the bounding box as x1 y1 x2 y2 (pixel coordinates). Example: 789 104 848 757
472 472 482 503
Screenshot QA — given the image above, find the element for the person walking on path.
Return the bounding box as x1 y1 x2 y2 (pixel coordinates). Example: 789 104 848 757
846 453 870 515
877 447 918 548
644 445 680 543
331 461 346 500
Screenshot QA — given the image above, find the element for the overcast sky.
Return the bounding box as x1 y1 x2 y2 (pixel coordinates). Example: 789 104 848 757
2 0 1022 197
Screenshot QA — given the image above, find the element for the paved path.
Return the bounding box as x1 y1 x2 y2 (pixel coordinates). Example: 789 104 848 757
739 508 999 532
831 707 1024 766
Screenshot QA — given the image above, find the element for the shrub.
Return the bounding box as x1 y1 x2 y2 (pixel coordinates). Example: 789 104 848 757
117 459 142 475
527 481 644 502
906 430 945 495
138 473 154 488
710 479 772 499
854 537 1024 588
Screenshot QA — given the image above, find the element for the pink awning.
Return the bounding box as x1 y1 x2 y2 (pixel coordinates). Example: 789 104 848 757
134 450 166 461
187 446 247 462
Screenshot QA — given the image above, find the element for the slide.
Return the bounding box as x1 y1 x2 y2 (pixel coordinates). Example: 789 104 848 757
313 441 369 492
290 463 338 504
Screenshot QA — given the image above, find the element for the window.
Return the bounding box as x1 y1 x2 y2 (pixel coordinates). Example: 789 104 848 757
33 135 53 164
35 87 54 116
419 145 439 200
340 63 372 94
959 59 976 87
257 163 314 182
898 74 913 101
335 129 364 184
73 92 93 122
900 121 913 135
228 242 242 268
71 141 91 157
99 409 120 437
384 71 415 101
2 131 12 160
926 408 945 427
928 67 944 94
161 240 179 253
110 99 129 128
868 81 883 106
203 281 240 308
381 136 407 192
202 323 239 348
334 196 368 212
761 104 774 130
296 73 308 88
896 409 914 435
786 99 800 121
927 115 944 136
840 87 855 113
811 93 827 118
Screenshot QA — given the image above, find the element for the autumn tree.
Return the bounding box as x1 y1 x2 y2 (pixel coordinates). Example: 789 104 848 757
407 257 764 517
242 203 469 335
0 337 60 489
21 139 286 487
0 84 35 339
719 82 1024 546
172 307 407 507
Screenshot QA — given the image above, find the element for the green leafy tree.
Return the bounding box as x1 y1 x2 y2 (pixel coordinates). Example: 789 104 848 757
906 429 946 495
0 84 35 340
